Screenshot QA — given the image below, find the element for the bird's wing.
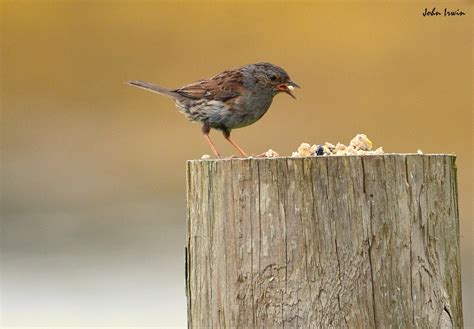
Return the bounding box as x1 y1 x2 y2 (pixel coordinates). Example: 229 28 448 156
175 70 244 102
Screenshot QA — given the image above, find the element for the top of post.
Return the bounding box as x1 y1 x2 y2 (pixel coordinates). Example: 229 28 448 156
187 153 456 164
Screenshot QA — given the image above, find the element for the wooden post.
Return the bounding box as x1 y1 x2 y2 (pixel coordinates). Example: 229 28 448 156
185 155 463 328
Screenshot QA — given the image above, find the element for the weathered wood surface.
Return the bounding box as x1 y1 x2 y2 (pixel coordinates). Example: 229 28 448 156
185 155 463 328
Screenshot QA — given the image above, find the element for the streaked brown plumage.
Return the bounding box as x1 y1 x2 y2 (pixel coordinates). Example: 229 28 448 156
127 62 299 157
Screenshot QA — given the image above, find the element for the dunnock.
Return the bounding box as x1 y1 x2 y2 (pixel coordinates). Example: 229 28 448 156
127 62 299 157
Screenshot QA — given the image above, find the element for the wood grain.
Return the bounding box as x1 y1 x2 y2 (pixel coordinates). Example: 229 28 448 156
185 155 463 328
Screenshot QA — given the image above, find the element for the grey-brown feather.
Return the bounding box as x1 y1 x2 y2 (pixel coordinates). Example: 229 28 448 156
127 62 294 133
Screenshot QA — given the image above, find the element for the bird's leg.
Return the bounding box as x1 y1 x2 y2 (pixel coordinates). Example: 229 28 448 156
222 130 248 157
202 124 221 158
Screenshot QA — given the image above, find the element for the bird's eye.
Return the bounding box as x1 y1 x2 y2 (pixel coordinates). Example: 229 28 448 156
270 75 277 81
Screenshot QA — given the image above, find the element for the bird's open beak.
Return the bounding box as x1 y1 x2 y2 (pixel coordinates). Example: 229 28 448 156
278 80 300 99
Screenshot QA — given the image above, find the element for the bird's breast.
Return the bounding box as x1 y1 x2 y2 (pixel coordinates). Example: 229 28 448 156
227 93 273 128
173 93 274 130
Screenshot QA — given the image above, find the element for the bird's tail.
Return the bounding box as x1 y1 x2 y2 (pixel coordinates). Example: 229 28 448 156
126 80 179 99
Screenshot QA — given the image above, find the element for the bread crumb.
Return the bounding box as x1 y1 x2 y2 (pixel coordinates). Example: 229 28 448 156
335 143 347 152
264 149 279 157
323 142 335 155
292 143 317 157
350 134 372 151
292 134 384 157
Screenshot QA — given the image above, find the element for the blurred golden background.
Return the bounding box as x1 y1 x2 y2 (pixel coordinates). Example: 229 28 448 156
1 0 472 327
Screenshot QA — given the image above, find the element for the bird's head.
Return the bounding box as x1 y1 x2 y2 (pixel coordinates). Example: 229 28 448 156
252 62 300 99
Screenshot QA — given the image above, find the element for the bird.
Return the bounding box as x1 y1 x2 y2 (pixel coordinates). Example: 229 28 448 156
126 62 299 158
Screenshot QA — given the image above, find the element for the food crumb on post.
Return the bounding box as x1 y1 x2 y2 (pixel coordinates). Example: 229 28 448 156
264 149 279 157
349 134 372 151
200 134 387 159
292 134 385 157
292 143 319 157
